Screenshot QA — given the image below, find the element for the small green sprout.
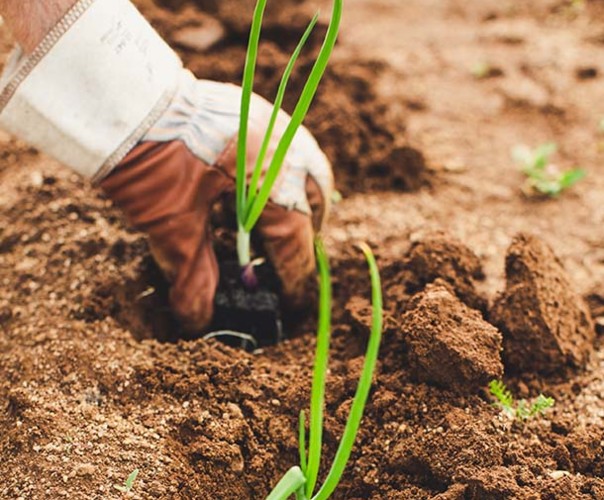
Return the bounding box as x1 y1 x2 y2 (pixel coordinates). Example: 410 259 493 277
512 142 586 197
489 380 554 421
266 240 383 500
471 62 502 79
236 0 342 271
114 468 139 493
570 0 585 10
331 190 343 205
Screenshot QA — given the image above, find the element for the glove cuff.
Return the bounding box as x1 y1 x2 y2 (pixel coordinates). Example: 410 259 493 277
0 0 182 182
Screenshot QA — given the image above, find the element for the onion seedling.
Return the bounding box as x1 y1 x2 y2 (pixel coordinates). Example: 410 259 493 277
114 468 139 493
236 0 343 281
209 0 341 348
266 240 383 500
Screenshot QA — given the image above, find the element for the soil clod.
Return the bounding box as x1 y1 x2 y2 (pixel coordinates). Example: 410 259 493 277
386 231 487 313
490 233 595 375
401 281 503 392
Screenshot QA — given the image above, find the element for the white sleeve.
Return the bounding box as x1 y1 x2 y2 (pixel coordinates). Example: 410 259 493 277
0 0 182 182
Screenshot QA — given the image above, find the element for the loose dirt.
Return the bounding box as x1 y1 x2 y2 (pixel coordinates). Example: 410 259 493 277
2 0 604 498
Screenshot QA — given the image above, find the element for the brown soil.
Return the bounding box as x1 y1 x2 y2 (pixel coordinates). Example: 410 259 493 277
3 0 604 499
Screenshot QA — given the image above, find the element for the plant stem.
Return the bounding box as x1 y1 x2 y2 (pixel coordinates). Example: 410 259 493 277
299 410 308 475
265 466 307 500
312 243 383 500
305 239 332 497
237 226 252 267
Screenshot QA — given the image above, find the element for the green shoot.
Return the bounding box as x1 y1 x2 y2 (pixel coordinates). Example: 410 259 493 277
246 13 320 210
266 240 383 500
489 380 554 422
304 238 332 496
299 410 308 475
331 190 343 205
471 62 501 79
312 242 382 500
488 379 514 418
266 467 307 500
512 142 586 197
236 0 342 267
114 468 139 493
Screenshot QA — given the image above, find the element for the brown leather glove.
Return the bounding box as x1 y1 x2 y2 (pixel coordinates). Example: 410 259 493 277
100 73 333 334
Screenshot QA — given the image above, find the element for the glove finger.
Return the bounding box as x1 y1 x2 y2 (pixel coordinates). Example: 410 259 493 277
103 141 230 335
147 210 219 335
255 202 316 311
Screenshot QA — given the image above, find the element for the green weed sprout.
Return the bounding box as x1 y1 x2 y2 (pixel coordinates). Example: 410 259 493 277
470 62 501 79
512 142 585 197
266 241 383 500
489 380 554 421
114 468 139 493
236 0 343 271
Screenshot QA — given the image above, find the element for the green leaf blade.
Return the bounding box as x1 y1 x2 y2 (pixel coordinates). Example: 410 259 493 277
558 168 586 189
247 13 320 211
489 379 514 415
266 466 307 500
305 238 333 497
244 0 343 233
237 0 268 227
299 410 308 475
313 242 383 500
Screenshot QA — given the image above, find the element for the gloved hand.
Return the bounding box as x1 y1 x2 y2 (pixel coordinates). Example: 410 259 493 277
0 0 333 334
101 75 332 332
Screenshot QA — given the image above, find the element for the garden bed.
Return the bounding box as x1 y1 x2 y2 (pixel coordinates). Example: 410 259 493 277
2 0 604 498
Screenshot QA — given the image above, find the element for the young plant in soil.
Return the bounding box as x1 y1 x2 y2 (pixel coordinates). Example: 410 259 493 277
266 241 383 500
489 379 555 422
114 468 139 493
512 142 586 197
210 0 343 350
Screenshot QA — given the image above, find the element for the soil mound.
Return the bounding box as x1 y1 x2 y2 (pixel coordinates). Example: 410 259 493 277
385 231 487 313
400 281 503 392
490 233 595 375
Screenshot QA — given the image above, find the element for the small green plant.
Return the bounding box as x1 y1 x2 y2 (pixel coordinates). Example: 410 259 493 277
266 240 383 500
512 142 586 197
471 62 501 79
236 0 342 276
114 468 139 493
489 380 555 421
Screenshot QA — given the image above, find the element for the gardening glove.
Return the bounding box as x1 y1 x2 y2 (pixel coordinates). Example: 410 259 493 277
0 0 333 333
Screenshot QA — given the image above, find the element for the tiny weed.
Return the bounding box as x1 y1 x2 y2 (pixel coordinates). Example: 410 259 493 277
489 380 554 421
512 142 585 197
331 190 343 205
471 62 491 79
471 62 502 79
570 0 585 10
114 468 139 493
